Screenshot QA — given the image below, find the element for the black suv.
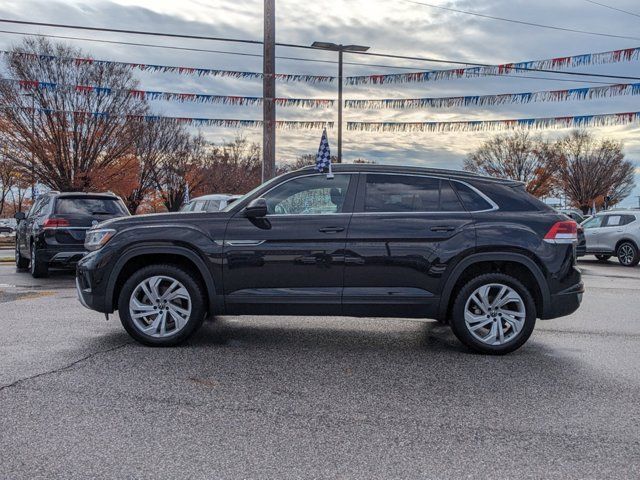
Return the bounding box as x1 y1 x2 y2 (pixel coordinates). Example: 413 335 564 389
15 191 130 278
77 165 583 354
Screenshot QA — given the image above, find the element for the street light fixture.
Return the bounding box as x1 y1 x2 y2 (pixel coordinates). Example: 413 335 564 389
311 41 370 163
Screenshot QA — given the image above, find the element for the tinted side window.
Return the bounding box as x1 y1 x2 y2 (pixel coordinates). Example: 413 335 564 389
440 180 464 211
605 214 636 227
364 174 439 212
470 182 543 212
452 182 492 212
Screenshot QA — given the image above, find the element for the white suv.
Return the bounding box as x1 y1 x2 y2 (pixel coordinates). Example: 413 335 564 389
582 211 640 266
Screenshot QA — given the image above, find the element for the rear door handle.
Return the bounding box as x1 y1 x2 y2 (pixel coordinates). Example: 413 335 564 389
319 226 345 233
430 226 456 232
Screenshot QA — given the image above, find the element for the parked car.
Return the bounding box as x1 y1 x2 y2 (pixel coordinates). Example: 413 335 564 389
581 210 640 266
0 223 15 234
557 208 586 224
77 165 583 355
15 191 130 278
180 194 242 213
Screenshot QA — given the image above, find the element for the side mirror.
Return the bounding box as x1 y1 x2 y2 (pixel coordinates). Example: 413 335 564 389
14 212 26 222
244 198 268 218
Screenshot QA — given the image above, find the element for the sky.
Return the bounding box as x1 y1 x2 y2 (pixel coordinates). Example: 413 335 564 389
1 0 640 206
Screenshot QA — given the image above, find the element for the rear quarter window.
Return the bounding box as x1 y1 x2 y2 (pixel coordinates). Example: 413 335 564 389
470 182 550 212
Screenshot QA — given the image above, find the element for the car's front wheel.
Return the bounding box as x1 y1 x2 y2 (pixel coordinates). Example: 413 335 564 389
616 242 639 267
450 273 536 355
118 264 206 346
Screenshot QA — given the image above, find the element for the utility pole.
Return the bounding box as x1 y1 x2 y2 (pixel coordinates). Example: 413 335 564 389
262 0 276 181
311 42 369 163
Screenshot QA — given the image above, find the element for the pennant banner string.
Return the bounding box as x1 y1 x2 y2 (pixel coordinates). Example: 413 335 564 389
346 47 640 85
0 105 333 130
345 83 640 109
347 112 640 133
1 51 335 84
8 78 334 108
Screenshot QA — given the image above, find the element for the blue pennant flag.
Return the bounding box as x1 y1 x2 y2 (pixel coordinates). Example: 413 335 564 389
315 128 333 178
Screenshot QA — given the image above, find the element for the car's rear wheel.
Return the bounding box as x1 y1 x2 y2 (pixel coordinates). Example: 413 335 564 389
616 242 639 267
450 273 536 355
30 243 48 278
595 254 611 262
118 264 206 346
15 244 29 269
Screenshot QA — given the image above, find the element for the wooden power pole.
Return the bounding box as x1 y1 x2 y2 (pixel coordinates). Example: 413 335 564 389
262 0 276 181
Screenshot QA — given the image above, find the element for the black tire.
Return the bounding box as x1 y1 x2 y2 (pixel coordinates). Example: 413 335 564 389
15 243 29 269
449 273 537 355
595 254 611 262
616 241 640 267
30 243 48 278
118 264 206 347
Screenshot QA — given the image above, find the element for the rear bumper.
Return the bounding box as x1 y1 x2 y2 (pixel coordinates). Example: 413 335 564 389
540 282 584 319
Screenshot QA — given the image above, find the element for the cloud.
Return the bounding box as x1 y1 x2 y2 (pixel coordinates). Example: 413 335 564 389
1 0 639 204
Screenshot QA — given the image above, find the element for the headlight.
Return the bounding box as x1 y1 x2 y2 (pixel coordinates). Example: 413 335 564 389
84 229 116 251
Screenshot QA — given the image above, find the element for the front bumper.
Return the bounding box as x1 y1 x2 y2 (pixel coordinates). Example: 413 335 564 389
540 282 584 319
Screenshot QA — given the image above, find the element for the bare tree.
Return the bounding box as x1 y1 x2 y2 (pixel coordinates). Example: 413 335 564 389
0 151 17 217
153 130 209 212
550 130 635 213
0 37 147 192
199 135 263 195
464 131 559 197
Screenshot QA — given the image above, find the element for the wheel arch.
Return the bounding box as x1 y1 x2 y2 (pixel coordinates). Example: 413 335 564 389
438 252 550 321
106 245 220 315
615 237 639 252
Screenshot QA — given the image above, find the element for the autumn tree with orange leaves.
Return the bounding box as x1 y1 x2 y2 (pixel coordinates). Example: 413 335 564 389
0 37 147 192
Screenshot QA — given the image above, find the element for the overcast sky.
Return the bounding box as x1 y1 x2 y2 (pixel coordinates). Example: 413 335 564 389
1 0 640 206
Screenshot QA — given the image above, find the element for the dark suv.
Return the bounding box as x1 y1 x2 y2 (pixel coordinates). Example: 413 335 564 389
76 165 583 354
15 191 130 278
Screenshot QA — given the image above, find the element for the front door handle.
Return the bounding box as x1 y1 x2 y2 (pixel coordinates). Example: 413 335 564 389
430 225 455 232
319 226 345 233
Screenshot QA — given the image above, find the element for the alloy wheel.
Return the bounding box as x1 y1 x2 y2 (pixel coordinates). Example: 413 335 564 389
618 244 635 266
129 275 192 338
464 283 526 346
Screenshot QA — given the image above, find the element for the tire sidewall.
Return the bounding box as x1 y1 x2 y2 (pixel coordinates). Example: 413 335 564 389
118 264 206 347
617 242 639 267
450 273 537 355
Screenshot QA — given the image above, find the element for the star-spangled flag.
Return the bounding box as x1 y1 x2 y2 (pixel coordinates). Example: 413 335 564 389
315 128 333 178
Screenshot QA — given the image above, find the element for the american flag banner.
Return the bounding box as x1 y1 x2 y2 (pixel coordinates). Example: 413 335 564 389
315 128 333 177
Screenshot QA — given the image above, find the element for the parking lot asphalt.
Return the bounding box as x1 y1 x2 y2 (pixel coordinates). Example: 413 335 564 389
0 259 639 479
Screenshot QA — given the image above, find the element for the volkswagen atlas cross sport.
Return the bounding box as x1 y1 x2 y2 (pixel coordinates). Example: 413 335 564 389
76 165 584 355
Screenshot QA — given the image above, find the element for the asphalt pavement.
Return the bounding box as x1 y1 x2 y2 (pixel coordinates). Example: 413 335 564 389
0 259 639 479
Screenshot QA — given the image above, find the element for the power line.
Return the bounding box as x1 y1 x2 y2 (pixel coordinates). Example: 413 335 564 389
0 18 264 46
2 16 640 81
398 0 640 40
582 0 640 19
0 28 618 85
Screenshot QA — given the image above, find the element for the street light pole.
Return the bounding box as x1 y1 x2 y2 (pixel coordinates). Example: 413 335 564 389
21 92 36 199
311 42 370 164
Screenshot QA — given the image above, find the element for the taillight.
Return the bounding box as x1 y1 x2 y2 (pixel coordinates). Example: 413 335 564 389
43 218 70 228
544 220 578 244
